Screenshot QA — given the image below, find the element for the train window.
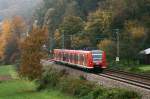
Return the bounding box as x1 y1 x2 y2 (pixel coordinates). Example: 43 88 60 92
61 53 64 60
59 52 60 58
70 53 72 62
92 50 103 62
80 54 84 65
66 53 69 62
78 54 80 64
74 54 76 63
57 53 59 59
63 53 67 61
55 53 56 59
68 54 70 62
75 54 78 64
66 53 68 62
73 54 75 63
83 55 85 65
83 54 87 65
70 54 73 62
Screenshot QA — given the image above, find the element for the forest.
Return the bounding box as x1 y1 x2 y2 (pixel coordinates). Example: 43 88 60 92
34 0 150 62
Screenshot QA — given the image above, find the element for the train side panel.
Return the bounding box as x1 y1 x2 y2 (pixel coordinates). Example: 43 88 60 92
53 49 107 70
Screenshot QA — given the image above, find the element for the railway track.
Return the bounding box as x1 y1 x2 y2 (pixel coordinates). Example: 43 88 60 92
99 69 150 90
42 60 150 90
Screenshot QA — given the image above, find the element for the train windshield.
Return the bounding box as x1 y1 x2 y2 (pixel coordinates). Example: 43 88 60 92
92 50 102 62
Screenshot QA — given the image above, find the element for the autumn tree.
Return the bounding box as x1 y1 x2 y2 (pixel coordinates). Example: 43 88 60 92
54 29 62 48
12 16 27 39
120 20 146 63
85 9 113 46
0 19 12 63
72 34 92 49
19 26 48 80
97 39 116 59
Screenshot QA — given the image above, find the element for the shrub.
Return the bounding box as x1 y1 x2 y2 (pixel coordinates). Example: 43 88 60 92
58 77 94 97
37 67 67 90
82 86 106 99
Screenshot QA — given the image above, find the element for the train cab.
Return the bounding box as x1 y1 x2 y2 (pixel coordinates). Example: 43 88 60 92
91 50 107 69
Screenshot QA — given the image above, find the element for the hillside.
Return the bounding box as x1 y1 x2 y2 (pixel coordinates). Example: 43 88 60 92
34 0 150 61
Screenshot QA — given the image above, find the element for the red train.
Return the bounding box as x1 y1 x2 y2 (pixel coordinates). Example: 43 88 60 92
53 49 107 71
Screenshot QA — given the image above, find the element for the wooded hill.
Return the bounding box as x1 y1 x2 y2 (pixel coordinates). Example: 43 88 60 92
34 0 150 61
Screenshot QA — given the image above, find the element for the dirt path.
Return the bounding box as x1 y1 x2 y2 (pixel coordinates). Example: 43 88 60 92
0 75 12 81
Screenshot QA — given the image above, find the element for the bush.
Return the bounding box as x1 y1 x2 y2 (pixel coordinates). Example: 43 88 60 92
82 86 106 99
58 77 94 97
38 65 141 99
37 67 67 90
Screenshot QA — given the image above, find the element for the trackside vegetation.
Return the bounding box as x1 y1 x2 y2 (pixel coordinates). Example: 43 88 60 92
38 65 141 99
109 62 150 74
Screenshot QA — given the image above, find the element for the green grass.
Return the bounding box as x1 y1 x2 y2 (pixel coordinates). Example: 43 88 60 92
109 62 150 73
138 65 150 71
0 65 15 76
0 65 76 99
0 80 75 99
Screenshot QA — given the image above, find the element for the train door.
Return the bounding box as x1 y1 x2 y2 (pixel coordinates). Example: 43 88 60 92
78 54 80 65
83 54 87 66
70 53 73 63
79 54 82 65
87 53 94 68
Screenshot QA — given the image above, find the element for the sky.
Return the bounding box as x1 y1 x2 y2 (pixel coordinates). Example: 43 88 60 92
0 0 42 19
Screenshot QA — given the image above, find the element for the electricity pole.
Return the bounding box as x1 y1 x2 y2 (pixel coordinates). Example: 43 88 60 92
115 29 120 62
62 32 65 49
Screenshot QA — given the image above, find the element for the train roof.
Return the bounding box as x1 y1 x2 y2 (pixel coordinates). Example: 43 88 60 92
54 49 103 53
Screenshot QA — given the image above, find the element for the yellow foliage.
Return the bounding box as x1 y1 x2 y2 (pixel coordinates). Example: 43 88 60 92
1 19 12 40
97 39 115 57
54 29 62 47
98 39 112 50
54 29 61 41
72 36 91 48
12 16 27 39
125 21 146 39
85 9 112 32
0 19 12 59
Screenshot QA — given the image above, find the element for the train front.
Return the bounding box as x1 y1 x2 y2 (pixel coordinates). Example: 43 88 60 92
92 50 107 69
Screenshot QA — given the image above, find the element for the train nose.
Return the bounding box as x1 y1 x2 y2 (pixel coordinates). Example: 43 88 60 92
94 61 101 65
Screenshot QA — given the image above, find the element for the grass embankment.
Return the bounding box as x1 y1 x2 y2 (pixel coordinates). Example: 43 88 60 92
0 65 76 99
109 61 150 74
110 64 150 74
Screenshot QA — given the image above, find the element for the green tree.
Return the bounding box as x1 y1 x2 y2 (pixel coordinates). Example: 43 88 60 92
59 16 84 35
59 16 84 49
120 20 146 63
85 9 113 46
